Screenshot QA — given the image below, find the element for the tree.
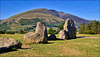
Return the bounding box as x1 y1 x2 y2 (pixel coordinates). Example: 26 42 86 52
90 20 100 34
79 20 100 34
19 29 24 34
83 30 94 34
5 31 15 34
79 23 85 34
0 30 5 34
47 28 57 34
82 23 85 31
58 22 65 31
98 22 100 34
79 24 82 34
85 23 90 30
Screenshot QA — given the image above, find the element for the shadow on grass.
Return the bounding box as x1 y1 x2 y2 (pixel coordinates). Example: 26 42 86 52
44 42 54 44
21 48 30 49
48 37 78 40
48 37 79 41
0 48 18 54
77 36 85 38
48 38 64 41
0 47 30 54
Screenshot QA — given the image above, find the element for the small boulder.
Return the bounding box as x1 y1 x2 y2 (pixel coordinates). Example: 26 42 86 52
64 18 76 39
0 37 22 51
59 30 68 39
48 33 56 40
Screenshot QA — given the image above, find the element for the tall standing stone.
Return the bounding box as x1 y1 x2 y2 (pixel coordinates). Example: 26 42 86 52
64 18 76 39
24 22 48 43
36 22 48 43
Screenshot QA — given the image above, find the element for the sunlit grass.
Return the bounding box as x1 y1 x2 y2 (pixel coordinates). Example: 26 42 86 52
77 34 100 37
0 34 24 43
0 34 100 57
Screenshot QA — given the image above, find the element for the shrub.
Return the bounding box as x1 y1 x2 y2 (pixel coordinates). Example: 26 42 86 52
58 22 65 31
0 30 5 34
83 30 94 34
6 31 15 34
47 28 58 34
18 29 25 34
54 31 57 34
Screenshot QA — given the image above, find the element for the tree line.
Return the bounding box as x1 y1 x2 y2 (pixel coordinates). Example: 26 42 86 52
79 20 100 34
0 29 26 34
0 20 100 34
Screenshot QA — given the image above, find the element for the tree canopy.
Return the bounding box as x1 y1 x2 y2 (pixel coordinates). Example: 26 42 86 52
79 20 100 34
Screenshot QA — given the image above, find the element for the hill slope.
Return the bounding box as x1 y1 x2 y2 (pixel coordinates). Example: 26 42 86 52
0 8 91 31
1 8 64 25
49 9 91 24
0 20 3 23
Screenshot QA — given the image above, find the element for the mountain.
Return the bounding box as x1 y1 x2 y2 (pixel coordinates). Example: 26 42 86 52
49 9 91 24
1 8 64 25
0 8 91 31
0 20 3 23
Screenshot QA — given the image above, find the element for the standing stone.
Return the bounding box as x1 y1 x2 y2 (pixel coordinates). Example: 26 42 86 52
24 22 48 43
64 18 76 39
36 22 48 43
59 30 68 39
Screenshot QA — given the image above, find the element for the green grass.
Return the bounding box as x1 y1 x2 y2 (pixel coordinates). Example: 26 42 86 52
77 34 100 37
0 34 100 57
0 34 24 43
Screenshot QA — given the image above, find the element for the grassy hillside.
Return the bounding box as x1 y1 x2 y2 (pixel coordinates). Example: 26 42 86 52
0 8 64 31
0 8 91 31
0 34 100 57
0 20 3 23
1 8 64 24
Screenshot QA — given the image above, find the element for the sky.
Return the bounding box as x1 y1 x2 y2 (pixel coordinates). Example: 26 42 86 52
0 0 100 21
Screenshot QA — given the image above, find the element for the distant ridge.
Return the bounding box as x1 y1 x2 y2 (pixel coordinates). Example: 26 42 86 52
49 9 91 24
0 8 91 30
0 19 3 23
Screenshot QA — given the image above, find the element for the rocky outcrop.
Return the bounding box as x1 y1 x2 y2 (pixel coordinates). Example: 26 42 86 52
59 30 68 39
0 37 22 51
48 33 56 40
24 22 48 43
64 18 76 39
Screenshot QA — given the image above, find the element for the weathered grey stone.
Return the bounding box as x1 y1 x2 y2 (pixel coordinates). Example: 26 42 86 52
59 30 68 39
24 22 48 43
36 22 48 42
0 37 22 51
48 33 56 40
24 32 41 43
64 18 76 39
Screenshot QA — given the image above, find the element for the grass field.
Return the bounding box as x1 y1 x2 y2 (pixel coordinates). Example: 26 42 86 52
0 34 100 57
77 34 100 37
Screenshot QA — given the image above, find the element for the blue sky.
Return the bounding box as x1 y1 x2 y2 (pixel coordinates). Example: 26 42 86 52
0 1 99 21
